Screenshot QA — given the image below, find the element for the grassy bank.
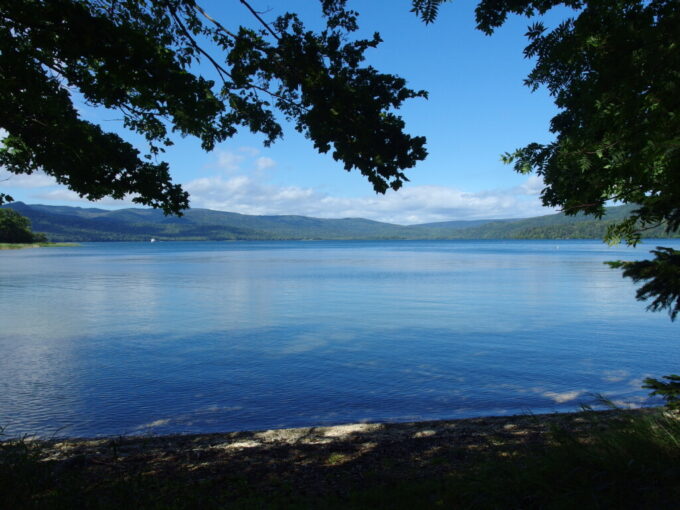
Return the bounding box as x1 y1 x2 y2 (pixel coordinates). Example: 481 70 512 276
0 242 77 250
2 408 679 509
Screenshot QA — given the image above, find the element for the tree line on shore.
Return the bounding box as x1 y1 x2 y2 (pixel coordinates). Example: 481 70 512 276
0 208 47 243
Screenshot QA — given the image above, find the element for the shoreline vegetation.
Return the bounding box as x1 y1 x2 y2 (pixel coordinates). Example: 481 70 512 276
3 407 679 509
0 242 77 250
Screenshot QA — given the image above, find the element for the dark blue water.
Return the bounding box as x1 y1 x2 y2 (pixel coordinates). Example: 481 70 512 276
1 240 678 437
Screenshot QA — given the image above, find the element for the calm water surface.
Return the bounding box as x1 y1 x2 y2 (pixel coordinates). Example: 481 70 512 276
1 240 678 437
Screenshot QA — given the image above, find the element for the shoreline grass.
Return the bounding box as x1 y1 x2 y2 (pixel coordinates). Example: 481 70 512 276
0 242 78 250
2 407 678 509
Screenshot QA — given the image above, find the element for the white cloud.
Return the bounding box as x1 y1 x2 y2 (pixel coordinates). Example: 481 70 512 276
216 151 245 172
185 174 554 224
32 189 82 202
2 149 552 224
518 174 545 196
0 168 136 208
0 170 57 189
238 146 260 157
209 149 275 174
255 156 276 171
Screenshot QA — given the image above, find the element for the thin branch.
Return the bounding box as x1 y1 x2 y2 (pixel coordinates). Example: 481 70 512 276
29 118 48 127
560 202 602 213
238 0 280 41
576 141 619 156
190 1 238 40
168 4 308 113
168 6 231 84
31 1 307 125
119 103 163 119
559 186 646 214
634 220 666 234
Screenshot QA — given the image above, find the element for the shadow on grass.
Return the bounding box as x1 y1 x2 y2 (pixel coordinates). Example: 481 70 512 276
2 409 679 509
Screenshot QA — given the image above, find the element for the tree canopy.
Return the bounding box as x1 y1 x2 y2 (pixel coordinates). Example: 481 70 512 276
414 0 680 321
0 208 46 243
0 0 427 214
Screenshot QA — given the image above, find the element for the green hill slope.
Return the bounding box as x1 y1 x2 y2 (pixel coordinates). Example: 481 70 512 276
2 202 677 241
2 202 419 241
442 204 674 240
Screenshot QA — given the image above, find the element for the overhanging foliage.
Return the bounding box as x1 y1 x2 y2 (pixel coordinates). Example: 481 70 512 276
0 0 427 214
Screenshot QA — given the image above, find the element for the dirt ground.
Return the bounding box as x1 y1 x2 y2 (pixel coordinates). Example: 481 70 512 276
28 408 653 498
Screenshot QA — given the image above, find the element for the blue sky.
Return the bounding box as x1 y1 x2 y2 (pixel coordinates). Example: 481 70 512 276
2 0 575 224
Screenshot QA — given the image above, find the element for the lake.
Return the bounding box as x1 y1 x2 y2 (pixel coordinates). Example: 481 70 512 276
1 239 678 438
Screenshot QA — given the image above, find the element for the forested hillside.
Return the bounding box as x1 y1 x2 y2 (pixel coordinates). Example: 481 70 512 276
2 203 676 242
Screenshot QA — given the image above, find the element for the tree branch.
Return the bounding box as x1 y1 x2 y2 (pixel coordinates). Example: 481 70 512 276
238 0 281 41
559 186 646 214
634 220 666 234
167 3 307 113
167 6 231 84
189 1 238 40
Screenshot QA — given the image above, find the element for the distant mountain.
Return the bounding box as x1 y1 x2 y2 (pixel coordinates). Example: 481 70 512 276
2 202 420 241
430 204 664 240
2 202 677 242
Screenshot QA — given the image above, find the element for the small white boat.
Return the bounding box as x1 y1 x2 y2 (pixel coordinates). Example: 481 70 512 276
150 238 156 243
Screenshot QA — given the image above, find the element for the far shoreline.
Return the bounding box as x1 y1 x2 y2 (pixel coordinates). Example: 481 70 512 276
0 242 78 250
